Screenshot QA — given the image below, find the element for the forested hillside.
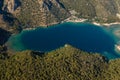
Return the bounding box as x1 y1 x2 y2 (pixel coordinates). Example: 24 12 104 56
0 45 120 80
0 0 120 80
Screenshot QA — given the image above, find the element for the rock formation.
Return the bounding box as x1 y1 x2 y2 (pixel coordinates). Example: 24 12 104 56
1 0 120 30
15 0 70 27
2 0 21 14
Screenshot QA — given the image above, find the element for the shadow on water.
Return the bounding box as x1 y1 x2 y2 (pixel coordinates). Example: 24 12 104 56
8 23 120 59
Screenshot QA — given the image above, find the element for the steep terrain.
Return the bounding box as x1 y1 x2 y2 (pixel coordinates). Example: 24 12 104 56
2 0 21 14
60 0 120 23
1 1 120 79
9 0 70 28
0 0 21 32
0 28 11 45
0 45 108 80
0 45 120 80
0 0 120 31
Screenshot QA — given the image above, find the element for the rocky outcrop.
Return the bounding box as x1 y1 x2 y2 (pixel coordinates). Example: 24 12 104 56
15 0 70 28
2 0 21 14
0 12 21 34
1 0 120 30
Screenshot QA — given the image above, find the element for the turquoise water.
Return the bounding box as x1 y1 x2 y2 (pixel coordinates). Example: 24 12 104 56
7 22 120 59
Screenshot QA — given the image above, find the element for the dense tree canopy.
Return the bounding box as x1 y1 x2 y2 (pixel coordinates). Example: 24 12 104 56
0 45 120 80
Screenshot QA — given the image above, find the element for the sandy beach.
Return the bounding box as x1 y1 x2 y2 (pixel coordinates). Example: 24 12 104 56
93 22 120 27
62 16 87 23
62 14 120 27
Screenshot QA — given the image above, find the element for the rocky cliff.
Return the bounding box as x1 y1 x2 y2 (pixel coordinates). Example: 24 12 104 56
1 0 120 31
3 0 21 12
15 0 70 28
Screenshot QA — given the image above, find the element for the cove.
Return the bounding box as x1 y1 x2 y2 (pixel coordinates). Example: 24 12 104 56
7 22 120 59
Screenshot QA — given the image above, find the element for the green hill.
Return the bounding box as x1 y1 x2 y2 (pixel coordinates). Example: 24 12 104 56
1 0 120 79
1 45 120 80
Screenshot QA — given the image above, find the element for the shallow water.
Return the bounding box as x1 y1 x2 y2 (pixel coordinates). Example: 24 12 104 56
7 22 120 59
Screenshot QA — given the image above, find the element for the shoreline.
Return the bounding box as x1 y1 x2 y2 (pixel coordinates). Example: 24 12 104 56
61 16 87 23
24 27 36 31
93 22 120 27
16 16 120 32
61 16 120 27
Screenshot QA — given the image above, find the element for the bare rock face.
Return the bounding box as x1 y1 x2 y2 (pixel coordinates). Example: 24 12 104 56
0 0 70 31
2 0 21 13
16 0 70 27
1 0 120 30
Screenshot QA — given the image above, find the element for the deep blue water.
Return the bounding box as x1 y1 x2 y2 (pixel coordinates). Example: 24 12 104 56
7 22 120 59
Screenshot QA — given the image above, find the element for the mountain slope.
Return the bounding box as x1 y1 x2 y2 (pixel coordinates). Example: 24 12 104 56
8 0 70 27
1 0 120 30
60 0 120 22
0 45 120 80
0 45 108 80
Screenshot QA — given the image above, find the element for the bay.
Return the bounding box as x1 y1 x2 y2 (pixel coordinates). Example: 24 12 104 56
7 22 120 59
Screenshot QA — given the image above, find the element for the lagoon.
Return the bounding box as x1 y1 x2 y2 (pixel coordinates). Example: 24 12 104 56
7 22 120 59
